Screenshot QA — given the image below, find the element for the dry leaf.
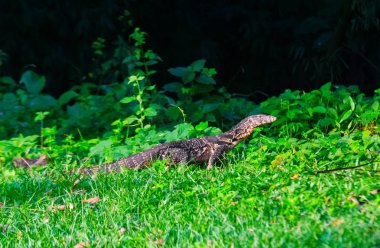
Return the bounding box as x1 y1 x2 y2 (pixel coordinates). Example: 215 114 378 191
73 179 81 188
370 189 378 195
73 242 88 248
69 203 75 210
290 173 300 180
230 243 235 248
56 205 65 211
231 201 238 206
154 238 165 245
82 196 100 204
43 218 49 223
119 227 126 235
0 202 3 207
349 196 360 205
332 219 344 226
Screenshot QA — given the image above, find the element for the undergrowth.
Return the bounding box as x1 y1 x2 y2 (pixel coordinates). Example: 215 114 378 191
0 27 379 247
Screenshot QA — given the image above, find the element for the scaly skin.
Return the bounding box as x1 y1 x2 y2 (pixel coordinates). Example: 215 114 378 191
75 114 276 175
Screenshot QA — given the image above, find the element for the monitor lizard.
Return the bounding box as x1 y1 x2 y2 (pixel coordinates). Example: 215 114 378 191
74 114 276 175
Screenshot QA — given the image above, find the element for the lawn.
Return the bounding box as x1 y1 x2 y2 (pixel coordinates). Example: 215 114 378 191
1 131 379 247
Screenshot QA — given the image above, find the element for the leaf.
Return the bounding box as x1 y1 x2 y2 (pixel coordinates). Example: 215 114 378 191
69 203 74 211
119 227 126 235
166 106 180 121
332 219 344 226
56 205 65 211
58 90 78 105
89 139 113 156
163 82 183 93
196 73 216 85
189 59 206 72
231 201 238 206
154 239 165 245
73 179 81 188
202 67 217 77
73 242 88 248
348 96 355 111
348 196 360 206
20 70 46 94
29 95 57 109
82 196 100 204
195 121 208 131
202 103 220 113
0 76 16 86
120 96 136 104
312 106 326 114
145 85 156 91
144 107 157 117
182 71 196 84
320 82 332 95
168 67 187 77
123 115 139 125
371 101 379 111
290 173 300 180
339 110 352 123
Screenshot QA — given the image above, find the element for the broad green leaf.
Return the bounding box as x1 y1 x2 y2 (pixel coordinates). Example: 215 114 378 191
195 121 208 131
202 103 220 112
182 71 196 84
34 111 50 122
20 70 46 94
58 90 78 106
168 67 187 77
120 96 136 104
320 82 331 94
163 82 183 93
339 110 352 123
0 76 16 86
89 139 113 156
348 96 355 111
29 95 56 109
123 115 138 125
166 106 180 121
145 85 156 91
372 101 379 111
144 107 157 117
312 106 326 114
189 59 206 72
196 73 216 85
202 68 217 77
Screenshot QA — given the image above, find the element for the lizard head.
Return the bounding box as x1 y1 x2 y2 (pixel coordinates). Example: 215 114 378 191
226 114 277 144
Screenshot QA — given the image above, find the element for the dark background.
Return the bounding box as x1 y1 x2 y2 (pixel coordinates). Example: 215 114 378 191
1 0 379 100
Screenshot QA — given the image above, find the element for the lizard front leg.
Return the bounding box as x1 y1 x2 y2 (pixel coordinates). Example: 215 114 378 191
207 145 228 170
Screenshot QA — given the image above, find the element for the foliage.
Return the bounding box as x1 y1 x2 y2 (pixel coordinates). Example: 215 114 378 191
1 78 379 246
260 83 380 138
1 25 380 247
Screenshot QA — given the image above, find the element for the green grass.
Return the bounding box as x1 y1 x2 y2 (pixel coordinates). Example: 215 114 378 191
1 134 379 247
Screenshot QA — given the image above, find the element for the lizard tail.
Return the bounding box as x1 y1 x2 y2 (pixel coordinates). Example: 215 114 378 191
71 146 160 175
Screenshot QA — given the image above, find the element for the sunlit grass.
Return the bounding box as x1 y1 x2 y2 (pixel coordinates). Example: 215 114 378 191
1 135 379 247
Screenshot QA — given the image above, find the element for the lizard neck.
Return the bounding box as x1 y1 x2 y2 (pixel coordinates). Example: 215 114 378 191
223 114 277 146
